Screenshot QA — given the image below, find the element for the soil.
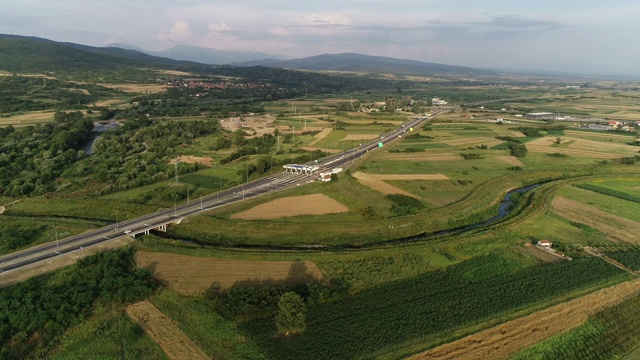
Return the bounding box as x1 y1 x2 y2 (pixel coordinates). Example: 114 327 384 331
168 155 213 167
497 156 526 167
126 300 209 360
0 206 4 215
220 115 277 137
352 172 420 198
408 278 640 360
231 193 349 220
551 196 640 244
511 131 527 137
371 174 449 180
135 251 328 295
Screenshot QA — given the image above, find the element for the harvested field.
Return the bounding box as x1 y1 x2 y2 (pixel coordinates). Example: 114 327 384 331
168 155 213 167
565 130 637 139
343 134 380 140
497 156 526 167
408 278 640 360
371 174 449 180
552 196 640 244
126 300 208 360
527 145 623 159
0 111 54 125
100 83 167 93
566 137 638 153
352 172 419 198
308 128 333 146
300 146 341 154
441 137 496 146
135 251 327 295
156 70 193 76
511 131 527 138
232 194 348 220
381 153 464 162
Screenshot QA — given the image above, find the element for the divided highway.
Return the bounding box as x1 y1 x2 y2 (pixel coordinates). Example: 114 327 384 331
0 111 442 273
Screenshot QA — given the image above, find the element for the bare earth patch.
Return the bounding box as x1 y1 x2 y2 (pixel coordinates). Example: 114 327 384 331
135 251 327 294
497 156 526 167
168 155 213 167
343 134 380 141
309 128 333 146
552 196 640 244
220 115 276 137
126 300 208 360
232 193 348 220
371 174 449 180
381 153 464 162
408 278 640 360
353 172 420 198
511 131 527 138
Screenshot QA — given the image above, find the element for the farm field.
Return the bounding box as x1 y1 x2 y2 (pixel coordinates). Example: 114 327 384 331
410 277 640 360
126 300 209 360
352 171 421 198
231 193 349 220
135 251 327 295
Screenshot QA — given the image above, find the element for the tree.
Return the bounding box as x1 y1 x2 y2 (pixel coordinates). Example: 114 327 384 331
509 143 528 158
275 292 307 335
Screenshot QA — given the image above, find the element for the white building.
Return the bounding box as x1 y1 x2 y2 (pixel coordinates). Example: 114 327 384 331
431 97 448 105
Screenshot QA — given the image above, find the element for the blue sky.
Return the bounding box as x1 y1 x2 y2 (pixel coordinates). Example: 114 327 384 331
3 0 639 74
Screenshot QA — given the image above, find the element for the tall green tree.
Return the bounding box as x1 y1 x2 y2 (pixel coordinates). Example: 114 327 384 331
275 292 307 336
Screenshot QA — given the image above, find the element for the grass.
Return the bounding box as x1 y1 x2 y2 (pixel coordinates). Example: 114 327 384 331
149 290 264 359
557 186 640 223
51 311 168 360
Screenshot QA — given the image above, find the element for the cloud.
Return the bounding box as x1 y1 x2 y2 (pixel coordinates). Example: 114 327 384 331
305 13 352 26
208 22 231 33
103 31 124 46
269 26 290 36
158 20 191 42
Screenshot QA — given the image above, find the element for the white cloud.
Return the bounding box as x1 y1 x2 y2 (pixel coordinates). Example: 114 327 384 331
269 26 290 36
208 22 231 33
158 20 191 42
305 13 352 26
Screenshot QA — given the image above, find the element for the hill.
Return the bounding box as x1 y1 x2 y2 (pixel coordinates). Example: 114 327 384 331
237 53 495 77
110 43 289 65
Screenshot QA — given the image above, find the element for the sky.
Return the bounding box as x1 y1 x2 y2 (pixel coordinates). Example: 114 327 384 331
3 0 640 75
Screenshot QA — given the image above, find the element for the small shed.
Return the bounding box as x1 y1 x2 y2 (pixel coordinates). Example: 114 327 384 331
537 239 552 247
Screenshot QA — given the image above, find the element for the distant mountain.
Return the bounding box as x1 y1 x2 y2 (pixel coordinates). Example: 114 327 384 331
236 53 495 77
109 43 289 65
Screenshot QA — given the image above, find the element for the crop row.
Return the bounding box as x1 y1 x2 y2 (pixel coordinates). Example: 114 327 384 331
243 255 627 360
574 183 640 204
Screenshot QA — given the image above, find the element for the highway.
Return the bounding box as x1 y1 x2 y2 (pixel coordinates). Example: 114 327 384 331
0 111 443 273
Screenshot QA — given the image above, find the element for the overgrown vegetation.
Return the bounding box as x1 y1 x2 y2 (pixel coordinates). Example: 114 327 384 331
0 248 157 358
574 183 640 204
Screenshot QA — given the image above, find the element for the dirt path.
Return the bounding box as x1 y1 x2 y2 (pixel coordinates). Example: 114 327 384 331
353 172 420 198
308 128 333 146
126 300 209 360
407 278 640 360
552 196 640 244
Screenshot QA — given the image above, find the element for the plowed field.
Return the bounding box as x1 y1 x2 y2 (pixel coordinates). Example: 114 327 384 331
232 193 348 220
135 251 327 295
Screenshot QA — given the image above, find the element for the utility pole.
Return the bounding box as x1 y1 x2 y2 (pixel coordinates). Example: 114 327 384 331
54 225 59 249
200 196 203 211
174 162 178 184
186 186 190 204
115 211 119 230
173 194 177 215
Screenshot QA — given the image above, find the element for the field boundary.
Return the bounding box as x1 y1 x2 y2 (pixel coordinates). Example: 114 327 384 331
407 278 640 360
308 128 333 146
126 300 209 360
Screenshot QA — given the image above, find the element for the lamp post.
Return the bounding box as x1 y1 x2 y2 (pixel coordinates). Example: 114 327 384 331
173 194 177 215
54 225 59 249
115 211 119 231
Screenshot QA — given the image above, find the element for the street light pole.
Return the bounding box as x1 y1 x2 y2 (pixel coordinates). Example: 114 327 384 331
54 225 59 249
173 194 177 215
115 211 119 230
